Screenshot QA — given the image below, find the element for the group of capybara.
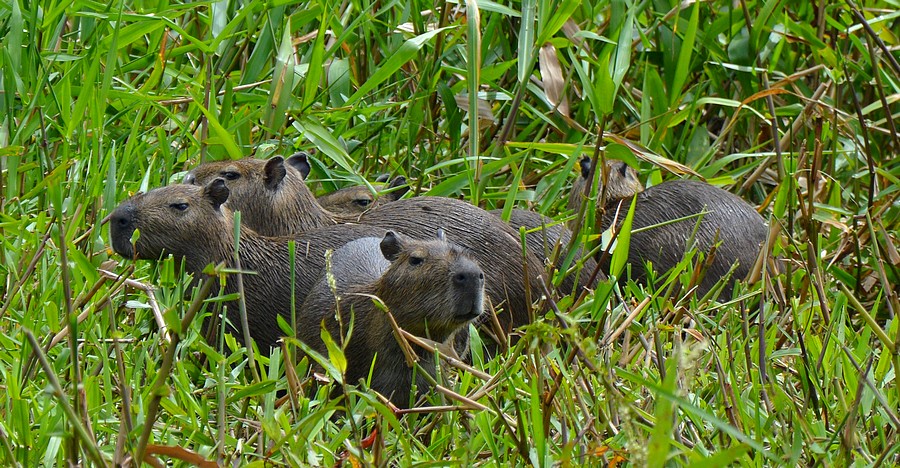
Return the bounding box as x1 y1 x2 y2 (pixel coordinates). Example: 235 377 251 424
109 152 769 407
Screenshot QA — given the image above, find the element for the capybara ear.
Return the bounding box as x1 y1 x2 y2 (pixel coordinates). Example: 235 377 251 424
386 176 409 201
579 157 592 179
616 160 630 178
374 173 390 183
205 178 230 210
380 231 403 261
264 156 287 190
436 228 446 242
286 152 312 180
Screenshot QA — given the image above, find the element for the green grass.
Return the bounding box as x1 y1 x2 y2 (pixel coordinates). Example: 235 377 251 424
2 0 899 465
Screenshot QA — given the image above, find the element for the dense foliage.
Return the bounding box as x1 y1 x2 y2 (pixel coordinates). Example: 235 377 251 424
1 0 898 465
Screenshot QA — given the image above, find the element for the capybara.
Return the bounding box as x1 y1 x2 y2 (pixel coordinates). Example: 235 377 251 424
570 159 768 296
567 157 644 215
490 208 600 294
108 179 386 351
187 156 547 333
299 230 484 407
317 175 409 216
183 153 337 237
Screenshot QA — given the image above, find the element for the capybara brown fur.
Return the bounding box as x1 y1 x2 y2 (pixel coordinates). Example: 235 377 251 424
570 159 768 296
490 208 600 294
108 179 387 351
567 157 644 215
188 156 547 333
317 175 409 216
183 153 336 237
299 230 484 407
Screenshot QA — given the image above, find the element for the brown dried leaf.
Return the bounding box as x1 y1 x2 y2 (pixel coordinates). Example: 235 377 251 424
861 272 878 293
561 19 583 48
539 43 570 117
453 94 496 124
880 226 900 265
606 133 703 178
144 444 217 468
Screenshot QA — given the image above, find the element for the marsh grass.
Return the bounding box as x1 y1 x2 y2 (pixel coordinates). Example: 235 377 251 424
1 0 899 465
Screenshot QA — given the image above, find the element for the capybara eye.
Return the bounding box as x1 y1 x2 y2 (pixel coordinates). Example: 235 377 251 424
409 256 424 266
223 171 240 181
169 203 188 211
353 198 371 207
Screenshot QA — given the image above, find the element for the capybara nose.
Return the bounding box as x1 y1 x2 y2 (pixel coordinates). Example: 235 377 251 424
111 205 134 230
453 270 485 288
183 173 196 185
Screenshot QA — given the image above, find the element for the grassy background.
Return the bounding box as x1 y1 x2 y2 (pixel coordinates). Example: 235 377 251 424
1 0 899 465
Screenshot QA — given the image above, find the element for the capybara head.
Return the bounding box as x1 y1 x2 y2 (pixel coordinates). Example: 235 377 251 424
109 180 232 269
185 153 333 236
317 175 409 216
374 230 484 342
568 157 643 214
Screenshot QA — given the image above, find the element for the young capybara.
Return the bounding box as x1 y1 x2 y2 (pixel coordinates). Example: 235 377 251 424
187 155 547 333
108 179 387 352
316 175 409 216
570 159 768 296
299 230 484 407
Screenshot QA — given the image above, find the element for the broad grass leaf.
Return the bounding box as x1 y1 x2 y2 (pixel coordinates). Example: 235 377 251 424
266 18 295 131
646 351 678 467
347 27 453 105
518 0 536 83
322 326 347 376
609 195 636 280
194 96 244 159
670 2 699 106
686 444 751 467
301 14 326 111
292 118 357 175
225 380 278 404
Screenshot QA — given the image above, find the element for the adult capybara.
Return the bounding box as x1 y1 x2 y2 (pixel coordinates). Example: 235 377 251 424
317 175 409 216
300 230 484 407
567 157 644 215
570 159 768 296
187 155 547 333
490 208 600 294
108 179 386 352
183 153 337 237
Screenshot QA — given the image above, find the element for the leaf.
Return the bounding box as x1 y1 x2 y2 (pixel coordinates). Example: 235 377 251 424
225 380 277 404
538 43 569 116
670 2 699 106
518 0 536 83
292 118 356 174
302 18 327 111
265 17 295 131
647 356 678 467
321 326 347 375
346 27 454 104
690 446 752 467
466 0 482 200
610 9 634 91
193 95 244 159
609 195 636 280
144 444 218 468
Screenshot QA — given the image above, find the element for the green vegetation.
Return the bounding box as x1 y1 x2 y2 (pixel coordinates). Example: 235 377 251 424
1 0 899 465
